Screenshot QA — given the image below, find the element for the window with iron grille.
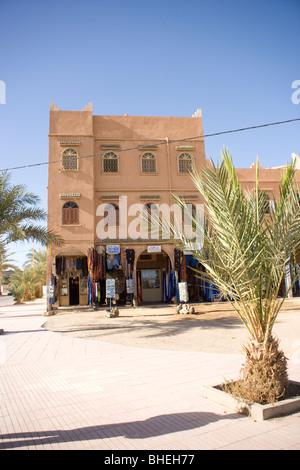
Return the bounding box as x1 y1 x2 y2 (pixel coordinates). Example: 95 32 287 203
62 148 78 170
62 201 79 225
178 153 193 173
103 152 119 173
141 153 157 173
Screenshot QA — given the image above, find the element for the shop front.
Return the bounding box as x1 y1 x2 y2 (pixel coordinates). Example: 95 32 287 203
87 245 135 307
51 244 209 308
136 248 173 303
55 254 89 306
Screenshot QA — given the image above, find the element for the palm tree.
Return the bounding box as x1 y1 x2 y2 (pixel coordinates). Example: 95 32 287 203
0 245 16 270
23 248 47 297
24 248 47 276
171 149 300 404
0 172 63 248
10 266 40 302
0 244 17 294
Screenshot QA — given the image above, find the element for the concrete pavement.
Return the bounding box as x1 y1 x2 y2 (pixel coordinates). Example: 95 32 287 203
0 298 300 450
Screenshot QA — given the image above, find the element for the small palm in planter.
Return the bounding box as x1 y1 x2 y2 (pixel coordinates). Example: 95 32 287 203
171 150 300 405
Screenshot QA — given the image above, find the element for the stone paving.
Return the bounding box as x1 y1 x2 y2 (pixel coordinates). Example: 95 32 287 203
0 298 300 450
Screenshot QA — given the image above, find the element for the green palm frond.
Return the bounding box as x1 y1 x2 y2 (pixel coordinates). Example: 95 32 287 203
167 149 300 343
0 171 64 247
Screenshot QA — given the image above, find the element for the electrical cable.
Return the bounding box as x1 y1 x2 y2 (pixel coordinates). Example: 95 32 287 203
0 117 299 172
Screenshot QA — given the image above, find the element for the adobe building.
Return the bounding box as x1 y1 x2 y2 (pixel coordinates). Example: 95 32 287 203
47 102 207 307
46 102 300 308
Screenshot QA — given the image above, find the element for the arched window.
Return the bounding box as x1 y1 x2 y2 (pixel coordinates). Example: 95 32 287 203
141 153 157 173
178 153 193 173
183 203 197 231
145 202 159 217
262 193 271 214
62 148 78 170
103 203 119 226
62 201 79 225
103 152 119 173
145 203 159 235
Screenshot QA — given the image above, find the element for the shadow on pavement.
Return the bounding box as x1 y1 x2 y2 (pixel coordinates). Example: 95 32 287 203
0 411 240 449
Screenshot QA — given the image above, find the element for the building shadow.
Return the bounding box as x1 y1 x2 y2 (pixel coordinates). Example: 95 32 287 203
0 411 240 449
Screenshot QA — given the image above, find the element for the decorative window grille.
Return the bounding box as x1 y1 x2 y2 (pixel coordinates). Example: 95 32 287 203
103 152 119 173
62 201 79 225
141 153 157 173
178 153 193 173
62 148 78 170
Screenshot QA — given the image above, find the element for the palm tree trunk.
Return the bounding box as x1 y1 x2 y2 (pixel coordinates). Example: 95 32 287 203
232 336 288 404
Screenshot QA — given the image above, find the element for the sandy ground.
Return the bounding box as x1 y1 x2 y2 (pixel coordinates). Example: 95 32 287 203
43 298 300 359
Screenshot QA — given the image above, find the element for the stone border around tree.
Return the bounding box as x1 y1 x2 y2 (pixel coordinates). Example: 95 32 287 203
201 381 300 420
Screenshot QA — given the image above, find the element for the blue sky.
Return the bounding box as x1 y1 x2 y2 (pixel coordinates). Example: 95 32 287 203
0 0 299 266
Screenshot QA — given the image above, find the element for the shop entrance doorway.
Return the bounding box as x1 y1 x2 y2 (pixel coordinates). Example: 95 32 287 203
141 269 162 302
136 249 171 303
69 276 79 305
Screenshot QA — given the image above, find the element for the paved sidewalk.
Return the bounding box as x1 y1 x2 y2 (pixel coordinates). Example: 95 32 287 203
0 299 300 450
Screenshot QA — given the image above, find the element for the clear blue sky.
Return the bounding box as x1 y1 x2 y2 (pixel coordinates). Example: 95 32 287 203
0 0 299 267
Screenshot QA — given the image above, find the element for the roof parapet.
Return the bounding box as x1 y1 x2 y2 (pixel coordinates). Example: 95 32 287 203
192 109 202 118
50 101 60 111
82 103 93 112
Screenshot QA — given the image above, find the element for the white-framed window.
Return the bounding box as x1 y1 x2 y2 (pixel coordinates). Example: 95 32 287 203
178 153 193 173
141 153 157 173
61 148 78 170
103 152 119 173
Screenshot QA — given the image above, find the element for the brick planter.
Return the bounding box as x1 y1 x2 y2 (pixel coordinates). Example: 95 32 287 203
201 381 300 420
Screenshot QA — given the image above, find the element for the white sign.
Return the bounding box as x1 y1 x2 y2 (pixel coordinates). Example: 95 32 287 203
106 245 120 254
126 278 135 294
147 245 161 253
178 282 189 302
106 279 116 298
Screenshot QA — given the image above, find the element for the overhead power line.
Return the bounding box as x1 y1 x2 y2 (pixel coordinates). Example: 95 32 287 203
1 117 299 172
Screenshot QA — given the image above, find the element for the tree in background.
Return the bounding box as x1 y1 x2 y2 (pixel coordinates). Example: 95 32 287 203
9 249 47 303
0 244 16 294
24 248 47 298
0 172 63 303
10 267 40 303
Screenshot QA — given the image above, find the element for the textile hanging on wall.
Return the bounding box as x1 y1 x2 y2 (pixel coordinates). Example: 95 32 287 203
88 248 106 280
49 275 56 304
87 248 108 305
174 248 181 271
125 249 135 279
56 256 88 277
137 271 142 302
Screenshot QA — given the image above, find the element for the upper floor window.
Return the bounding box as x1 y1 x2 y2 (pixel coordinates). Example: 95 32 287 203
262 193 273 214
141 153 157 173
103 203 119 226
178 153 193 173
103 152 119 173
62 148 78 170
62 201 79 225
